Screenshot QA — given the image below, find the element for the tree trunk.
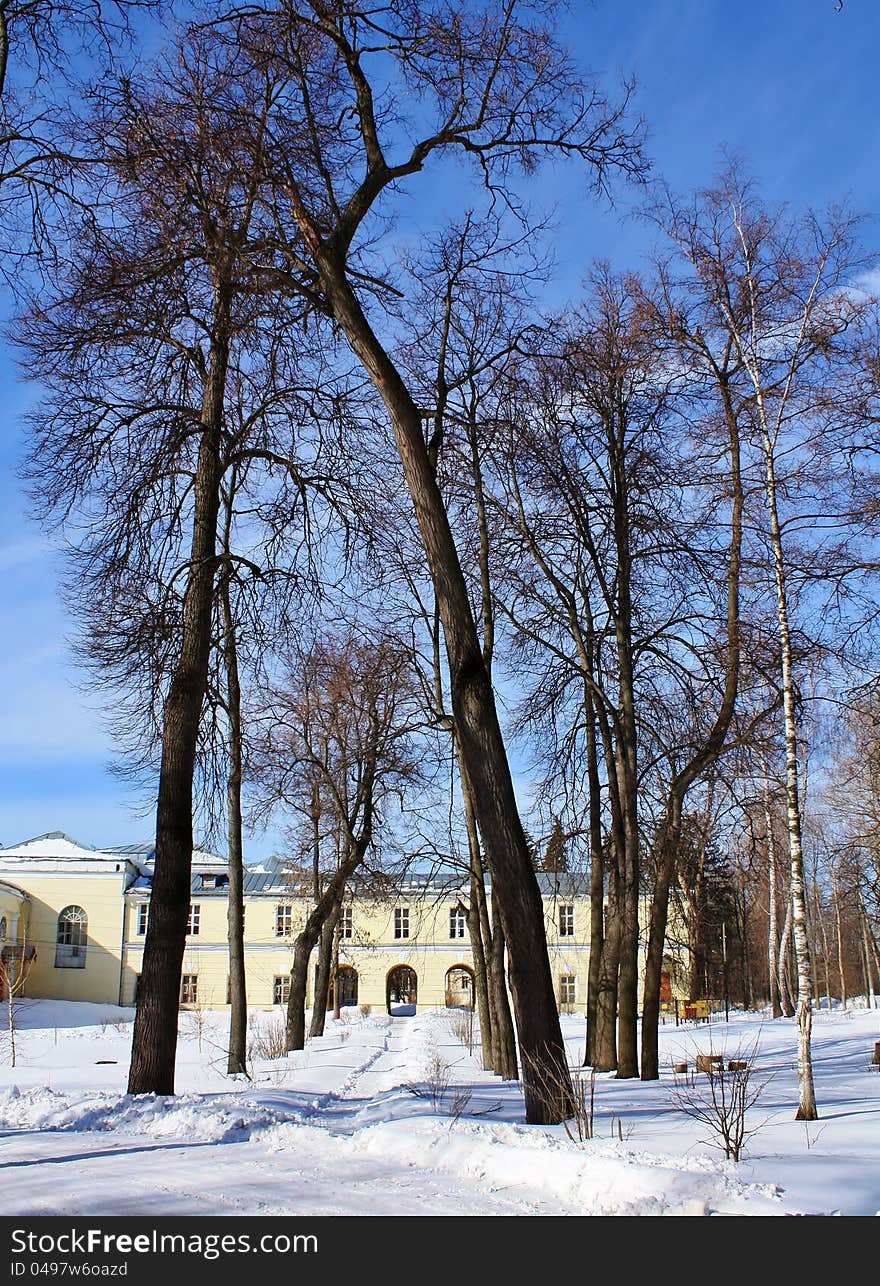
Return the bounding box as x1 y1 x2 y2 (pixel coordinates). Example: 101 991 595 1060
584 687 604 1067
286 931 315 1053
762 433 818 1119
778 897 796 1017
860 894 877 1008
593 858 620 1073
641 797 681 1080
309 899 341 1037
833 875 847 1009
764 769 783 1018
220 525 248 1076
457 746 495 1071
815 872 831 1015
467 875 494 1072
332 921 341 1021
0 6 9 104
612 483 640 1081
488 913 518 1080
286 796 375 1052
128 299 230 1096
317 257 570 1121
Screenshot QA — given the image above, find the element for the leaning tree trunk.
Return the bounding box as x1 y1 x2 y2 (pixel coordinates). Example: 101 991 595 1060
286 789 375 1053
128 300 230 1096
318 258 571 1121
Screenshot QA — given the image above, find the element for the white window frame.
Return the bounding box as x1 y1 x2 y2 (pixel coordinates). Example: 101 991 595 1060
137 903 149 936
187 904 201 936
394 907 410 940
449 906 467 940
559 973 576 1006
181 974 198 1005
273 975 291 1005
275 904 293 938
54 906 88 969
559 904 575 937
340 907 353 940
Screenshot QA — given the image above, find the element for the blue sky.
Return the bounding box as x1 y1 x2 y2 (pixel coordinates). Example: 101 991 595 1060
1 0 877 857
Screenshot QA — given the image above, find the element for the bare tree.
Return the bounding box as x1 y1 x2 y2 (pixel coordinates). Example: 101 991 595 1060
16 33 330 1094
256 627 430 1052
217 0 644 1122
654 167 871 1116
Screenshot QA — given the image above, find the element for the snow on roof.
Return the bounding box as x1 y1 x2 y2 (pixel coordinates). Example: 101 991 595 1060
0 832 121 862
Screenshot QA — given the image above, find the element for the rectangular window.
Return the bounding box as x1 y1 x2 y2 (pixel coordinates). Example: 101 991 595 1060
181 974 198 1005
559 974 576 1006
273 975 291 1005
137 904 148 936
559 904 574 937
394 907 410 939
275 904 293 938
449 906 467 940
187 904 201 936
340 907 353 940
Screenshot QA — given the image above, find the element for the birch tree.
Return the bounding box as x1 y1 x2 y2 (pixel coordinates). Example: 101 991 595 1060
656 167 870 1118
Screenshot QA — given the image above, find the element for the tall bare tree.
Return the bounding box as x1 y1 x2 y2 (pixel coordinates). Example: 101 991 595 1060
16 33 328 1094
219 0 644 1122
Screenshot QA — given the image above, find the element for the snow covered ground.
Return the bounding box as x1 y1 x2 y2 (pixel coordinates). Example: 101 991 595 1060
0 998 877 1216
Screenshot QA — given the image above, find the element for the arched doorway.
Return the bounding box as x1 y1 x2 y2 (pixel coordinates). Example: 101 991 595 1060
445 965 474 1009
386 965 417 1015
333 965 359 1008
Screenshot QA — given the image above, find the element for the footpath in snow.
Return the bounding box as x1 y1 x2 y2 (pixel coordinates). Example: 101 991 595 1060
0 999 878 1216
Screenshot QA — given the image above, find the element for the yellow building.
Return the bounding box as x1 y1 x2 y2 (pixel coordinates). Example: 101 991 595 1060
0 831 675 1015
0 875 31 998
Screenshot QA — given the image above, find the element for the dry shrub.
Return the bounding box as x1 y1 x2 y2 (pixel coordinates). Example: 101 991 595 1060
247 1013 288 1062
448 1007 476 1053
670 1036 769 1162
522 1050 598 1143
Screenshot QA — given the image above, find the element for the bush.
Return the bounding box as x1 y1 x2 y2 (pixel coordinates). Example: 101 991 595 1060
247 1014 288 1062
670 1036 769 1162
448 1007 477 1053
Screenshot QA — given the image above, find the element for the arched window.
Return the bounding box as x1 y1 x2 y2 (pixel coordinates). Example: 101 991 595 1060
55 906 87 968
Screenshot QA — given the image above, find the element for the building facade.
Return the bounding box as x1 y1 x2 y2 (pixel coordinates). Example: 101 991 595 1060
0 831 679 1014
